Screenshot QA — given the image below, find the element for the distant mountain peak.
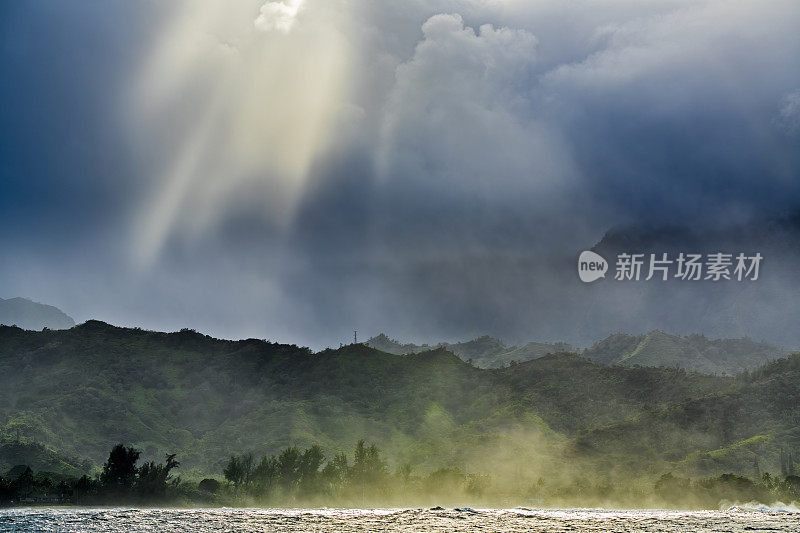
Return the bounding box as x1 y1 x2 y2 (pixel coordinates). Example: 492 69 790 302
0 297 75 331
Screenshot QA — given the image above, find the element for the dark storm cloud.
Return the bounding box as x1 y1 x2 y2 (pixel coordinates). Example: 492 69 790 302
1 0 799 348
276 1 800 346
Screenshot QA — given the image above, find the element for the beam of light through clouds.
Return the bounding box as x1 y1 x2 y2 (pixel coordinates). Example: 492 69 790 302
130 0 349 266
1 0 799 348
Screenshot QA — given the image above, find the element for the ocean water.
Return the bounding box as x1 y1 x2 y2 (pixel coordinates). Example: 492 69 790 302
1 506 799 532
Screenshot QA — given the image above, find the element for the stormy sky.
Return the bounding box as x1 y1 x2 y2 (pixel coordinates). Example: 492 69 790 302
1 0 799 349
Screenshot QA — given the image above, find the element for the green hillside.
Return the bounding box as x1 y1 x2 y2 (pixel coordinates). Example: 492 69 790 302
1 322 798 493
573 354 800 476
0 322 558 477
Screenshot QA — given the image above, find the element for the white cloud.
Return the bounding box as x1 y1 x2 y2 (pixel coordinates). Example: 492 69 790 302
254 0 304 34
541 1 800 110
378 13 579 208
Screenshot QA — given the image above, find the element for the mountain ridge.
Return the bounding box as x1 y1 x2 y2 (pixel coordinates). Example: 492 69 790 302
582 330 788 375
368 330 788 374
0 296 75 331
366 333 575 368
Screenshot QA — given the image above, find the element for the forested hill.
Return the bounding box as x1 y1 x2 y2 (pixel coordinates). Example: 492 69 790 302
1 321 798 488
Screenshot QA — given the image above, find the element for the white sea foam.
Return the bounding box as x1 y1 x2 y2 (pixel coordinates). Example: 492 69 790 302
725 501 800 513
2 507 800 532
